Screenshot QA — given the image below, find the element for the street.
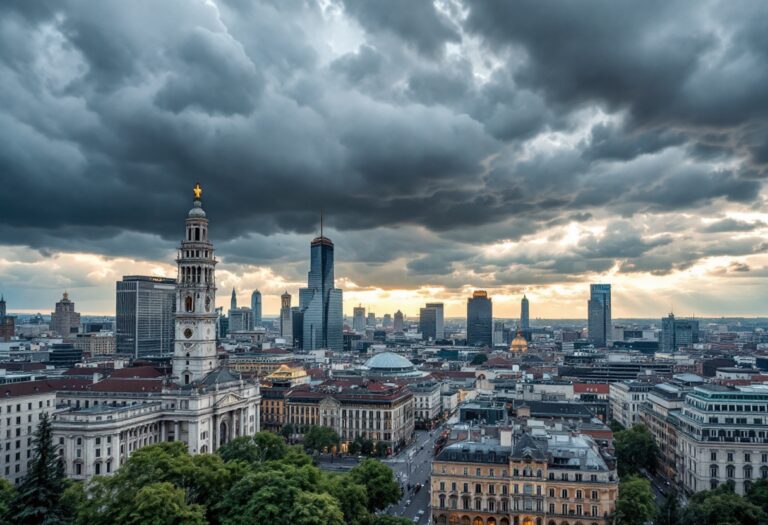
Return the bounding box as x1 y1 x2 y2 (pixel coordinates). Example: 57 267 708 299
383 428 443 523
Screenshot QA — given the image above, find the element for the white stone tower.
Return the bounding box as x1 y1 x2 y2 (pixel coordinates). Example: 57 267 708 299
172 183 219 385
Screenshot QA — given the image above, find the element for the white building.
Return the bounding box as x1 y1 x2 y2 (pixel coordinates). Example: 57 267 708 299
609 381 651 428
411 381 442 424
52 185 261 481
676 384 768 495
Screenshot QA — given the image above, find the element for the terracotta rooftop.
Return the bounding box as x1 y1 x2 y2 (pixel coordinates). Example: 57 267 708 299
574 383 609 394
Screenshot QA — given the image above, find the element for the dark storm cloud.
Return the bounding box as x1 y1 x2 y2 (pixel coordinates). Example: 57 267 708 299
702 218 767 233
340 0 460 57
0 0 766 297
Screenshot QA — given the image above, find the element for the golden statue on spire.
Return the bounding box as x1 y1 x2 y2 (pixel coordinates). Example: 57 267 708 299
193 182 202 200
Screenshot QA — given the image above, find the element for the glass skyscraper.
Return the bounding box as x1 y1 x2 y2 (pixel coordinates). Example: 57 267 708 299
299 233 343 352
250 290 262 328
116 275 176 358
520 295 530 331
660 313 699 352
587 283 611 348
467 290 492 347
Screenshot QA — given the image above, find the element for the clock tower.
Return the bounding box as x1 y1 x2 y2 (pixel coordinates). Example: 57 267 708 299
172 183 219 385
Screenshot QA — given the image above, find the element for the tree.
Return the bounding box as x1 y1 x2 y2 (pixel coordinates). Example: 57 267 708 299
614 424 658 477
349 459 400 512
218 432 288 464
615 475 656 525
747 478 768 515
609 419 625 432
125 482 206 525
326 475 371 525
9 413 67 525
288 491 345 525
0 479 16 525
681 482 766 525
470 353 488 365
657 491 681 525
374 441 389 457
304 426 340 454
280 423 294 441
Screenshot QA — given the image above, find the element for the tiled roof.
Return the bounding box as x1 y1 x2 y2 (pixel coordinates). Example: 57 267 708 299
88 378 163 393
111 366 166 379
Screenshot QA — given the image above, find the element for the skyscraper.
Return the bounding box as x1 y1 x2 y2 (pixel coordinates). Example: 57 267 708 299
280 292 292 344
383 313 392 329
172 183 219 384
51 292 81 336
250 290 262 328
588 284 611 348
660 313 699 352
393 310 404 333
116 276 176 357
520 295 530 331
230 287 237 311
467 290 492 347
353 306 366 332
419 303 444 341
298 221 343 352
366 312 376 328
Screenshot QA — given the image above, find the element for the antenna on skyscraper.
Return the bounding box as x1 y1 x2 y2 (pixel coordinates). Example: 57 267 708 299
320 208 324 238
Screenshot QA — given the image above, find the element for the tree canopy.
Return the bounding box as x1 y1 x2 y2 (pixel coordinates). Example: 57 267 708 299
470 353 488 365
303 426 340 454
63 432 401 525
681 481 766 525
615 475 656 525
614 424 658 477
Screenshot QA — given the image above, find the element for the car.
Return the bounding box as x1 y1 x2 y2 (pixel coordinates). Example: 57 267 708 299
405 499 411 506
412 517 419 523
417 510 425 516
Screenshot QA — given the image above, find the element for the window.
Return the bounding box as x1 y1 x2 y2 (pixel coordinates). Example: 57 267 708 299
727 452 734 462
476 468 481 476
711 451 717 461
475 483 482 494
549 488 555 498
745 454 752 463
439 495 445 509
591 490 598 500
727 465 736 479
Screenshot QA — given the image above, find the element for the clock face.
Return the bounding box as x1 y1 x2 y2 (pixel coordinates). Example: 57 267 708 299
184 328 193 339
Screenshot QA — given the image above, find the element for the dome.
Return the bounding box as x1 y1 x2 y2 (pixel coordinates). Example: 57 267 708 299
510 330 529 353
364 352 414 371
188 200 206 218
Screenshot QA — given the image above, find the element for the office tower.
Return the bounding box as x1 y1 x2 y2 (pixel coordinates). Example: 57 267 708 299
215 306 228 339
51 292 81 337
393 310 404 333
280 292 293 343
230 287 237 311
291 307 304 349
367 312 376 328
353 305 366 332
298 221 343 352
660 313 700 352
228 308 252 333
383 313 392 329
466 290 493 347
588 284 611 347
0 295 13 341
520 295 530 331
419 303 444 341
172 184 219 384
250 290 262 328
116 276 177 358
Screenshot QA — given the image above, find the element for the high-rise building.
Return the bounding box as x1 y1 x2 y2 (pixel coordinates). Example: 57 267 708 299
466 290 492 347
298 223 343 352
366 312 376 328
0 295 14 341
383 313 392 329
116 276 177 358
588 284 611 348
393 310 404 333
520 294 530 331
250 290 262 328
353 305 366 332
230 287 237 310
216 306 228 339
280 292 292 344
228 308 252 333
51 292 81 337
419 303 444 341
291 307 304 349
172 184 219 385
660 313 699 352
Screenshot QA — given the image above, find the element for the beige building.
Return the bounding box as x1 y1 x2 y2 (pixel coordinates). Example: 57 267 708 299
431 427 617 525
51 292 81 337
72 333 116 356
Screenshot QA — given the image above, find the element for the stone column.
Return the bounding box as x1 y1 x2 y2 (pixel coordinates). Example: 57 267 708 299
160 421 166 442
174 421 180 442
212 415 218 450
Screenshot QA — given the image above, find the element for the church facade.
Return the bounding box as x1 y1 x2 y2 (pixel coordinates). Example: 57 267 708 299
53 185 261 481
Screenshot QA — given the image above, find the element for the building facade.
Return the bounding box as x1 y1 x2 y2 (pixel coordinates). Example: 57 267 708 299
660 314 699 353
353 306 366 333
299 229 343 352
280 292 293 344
587 284 611 348
72 333 116 356
608 381 650 428
676 384 768 495
116 276 176 358
411 380 442 426
467 291 493 348
51 292 81 337
394 310 404 333
431 430 617 525
421 303 445 341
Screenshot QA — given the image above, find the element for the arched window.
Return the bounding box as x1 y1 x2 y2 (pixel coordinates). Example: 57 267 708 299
185 295 194 312
439 495 445 509
710 464 719 478
727 465 735 479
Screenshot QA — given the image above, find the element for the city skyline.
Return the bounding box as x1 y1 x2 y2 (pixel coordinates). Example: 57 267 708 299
3 1 768 318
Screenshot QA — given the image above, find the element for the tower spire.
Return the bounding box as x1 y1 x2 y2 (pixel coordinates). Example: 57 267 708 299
320 208 324 238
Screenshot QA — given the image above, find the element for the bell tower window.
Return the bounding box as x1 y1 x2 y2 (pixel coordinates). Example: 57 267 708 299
185 296 194 312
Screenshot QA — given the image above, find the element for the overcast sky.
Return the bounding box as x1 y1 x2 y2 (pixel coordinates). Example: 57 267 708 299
2 0 768 318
